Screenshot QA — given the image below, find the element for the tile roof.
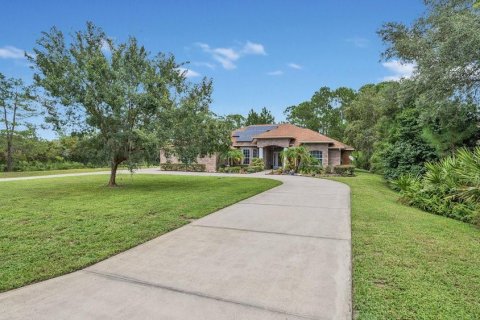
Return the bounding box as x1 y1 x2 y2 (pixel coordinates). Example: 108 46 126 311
231 123 354 150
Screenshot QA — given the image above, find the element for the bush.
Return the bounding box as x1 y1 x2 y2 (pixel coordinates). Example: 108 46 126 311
246 166 264 173
299 164 323 175
160 163 206 172
393 147 480 226
333 165 355 176
250 158 265 168
11 160 93 172
223 166 242 174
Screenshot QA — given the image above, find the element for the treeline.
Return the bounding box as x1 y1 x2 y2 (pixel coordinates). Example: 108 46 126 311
0 129 118 171
284 0 480 181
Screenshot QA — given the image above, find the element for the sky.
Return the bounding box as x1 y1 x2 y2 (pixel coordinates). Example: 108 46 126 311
0 0 425 139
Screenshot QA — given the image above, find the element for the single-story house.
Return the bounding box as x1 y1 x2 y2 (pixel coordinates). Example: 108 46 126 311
159 123 354 172
231 123 354 168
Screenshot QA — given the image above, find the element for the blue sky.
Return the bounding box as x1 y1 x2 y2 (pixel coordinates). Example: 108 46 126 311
0 0 425 138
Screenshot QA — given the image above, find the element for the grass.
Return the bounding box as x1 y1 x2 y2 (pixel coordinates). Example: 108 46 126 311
329 172 480 319
0 167 112 178
0 174 281 292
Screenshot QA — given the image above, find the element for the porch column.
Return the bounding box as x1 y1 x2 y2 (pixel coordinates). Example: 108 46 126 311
283 147 288 169
259 147 264 159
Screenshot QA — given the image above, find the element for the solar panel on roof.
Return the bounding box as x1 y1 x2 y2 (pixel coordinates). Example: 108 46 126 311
236 125 278 142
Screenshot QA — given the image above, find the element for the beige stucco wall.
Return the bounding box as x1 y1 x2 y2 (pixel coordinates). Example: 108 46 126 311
302 143 330 167
159 150 218 172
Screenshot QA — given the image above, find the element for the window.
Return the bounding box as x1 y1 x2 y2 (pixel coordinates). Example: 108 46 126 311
310 150 323 164
252 148 258 159
242 148 251 165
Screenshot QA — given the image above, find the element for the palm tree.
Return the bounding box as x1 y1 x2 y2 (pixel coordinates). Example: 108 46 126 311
220 149 243 166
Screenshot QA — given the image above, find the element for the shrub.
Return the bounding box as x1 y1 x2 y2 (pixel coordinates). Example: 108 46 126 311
333 165 355 176
393 147 480 226
299 164 323 175
251 158 265 168
246 166 264 173
223 166 242 173
160 163 206 172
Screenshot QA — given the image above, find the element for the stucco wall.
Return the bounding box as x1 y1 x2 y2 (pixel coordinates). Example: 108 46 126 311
159 150 218 172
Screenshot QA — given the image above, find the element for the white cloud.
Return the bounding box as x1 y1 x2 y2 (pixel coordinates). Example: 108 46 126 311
193 61 215 69
197 41 267 70
267 70 283 76
242 41 266 55
0 46 26 59
346 37 369 48
288 63 302 70
177 67 200 78
382 60 416 81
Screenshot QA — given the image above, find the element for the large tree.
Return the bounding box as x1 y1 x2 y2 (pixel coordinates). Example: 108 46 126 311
29 22 213 186
245 107 275 125
0 74 37 172
284 86 356 140
379 0 480 102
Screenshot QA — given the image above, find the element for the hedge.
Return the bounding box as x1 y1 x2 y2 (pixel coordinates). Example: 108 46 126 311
333 165 355 176
160 163 206 172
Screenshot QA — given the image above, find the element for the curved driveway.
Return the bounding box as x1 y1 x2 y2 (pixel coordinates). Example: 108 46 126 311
0 170 351 320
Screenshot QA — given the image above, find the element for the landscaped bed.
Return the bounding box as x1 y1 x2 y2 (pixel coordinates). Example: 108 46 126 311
0 174 281 292
330 172 480 319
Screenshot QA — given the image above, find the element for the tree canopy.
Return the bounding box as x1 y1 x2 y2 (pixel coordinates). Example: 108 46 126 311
29 22 219 185
245 107 275 125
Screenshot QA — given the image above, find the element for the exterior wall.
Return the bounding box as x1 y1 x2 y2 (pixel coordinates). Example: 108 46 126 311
328 149 341 166
256 138 291 148
341 150 352 165
159 150 218 172
303 143 330 167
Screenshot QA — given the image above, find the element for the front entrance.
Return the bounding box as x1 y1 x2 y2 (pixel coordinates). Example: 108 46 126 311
272 151 283 169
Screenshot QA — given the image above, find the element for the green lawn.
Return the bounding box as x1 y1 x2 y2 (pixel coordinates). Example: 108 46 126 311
0 167 112 178
330 172 480 320
0 174 281 292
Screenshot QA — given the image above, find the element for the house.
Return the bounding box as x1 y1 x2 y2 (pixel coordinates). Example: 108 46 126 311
231 123 354 168
159 123 354 172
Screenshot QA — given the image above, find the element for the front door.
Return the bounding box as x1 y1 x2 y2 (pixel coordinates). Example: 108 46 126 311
272 151 282 169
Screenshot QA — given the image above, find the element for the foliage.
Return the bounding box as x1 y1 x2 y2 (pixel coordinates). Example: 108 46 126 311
245 107 275 125
393 147 480 225
379 0 480 104
222 114 245 130
299 164 323 175
219 148 243 166
160 163 206 172
0 73 39 172
284 86 356 140
0 174 281 291
246 166 264 173
29 22 216 186
333 165 356 176
329 172 480 319
250 157 265 168
281 146 316 173
379 107 438 180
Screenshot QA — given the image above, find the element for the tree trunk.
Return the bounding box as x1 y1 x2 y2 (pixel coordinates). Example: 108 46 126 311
5 138 13 172
108 161 120 187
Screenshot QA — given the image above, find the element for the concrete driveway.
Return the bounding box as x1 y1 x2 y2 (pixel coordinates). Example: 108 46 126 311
0 170 351 320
